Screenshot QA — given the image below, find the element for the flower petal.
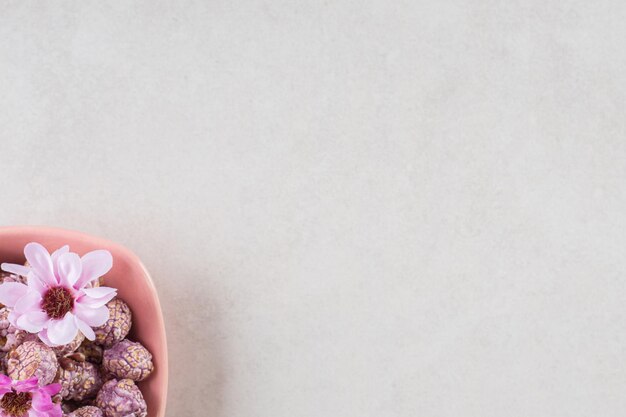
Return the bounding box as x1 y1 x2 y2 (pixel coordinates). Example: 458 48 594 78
74 303 109 327
75 250 112 289
39 383 61 397
14 377 38 392
1 263 30 277
13 291 42 315
74 316 95 341
76 287 116 309
7 311 18 327
26 272 47 296
75 293 115 308
24 243 56 285
0 375 12 394
37 329 53 347
17 311 48 333
31 387 58 412
81 286 117 299
56 252 82 287
50 245 69 264
0 283 28 307
46 313 78 346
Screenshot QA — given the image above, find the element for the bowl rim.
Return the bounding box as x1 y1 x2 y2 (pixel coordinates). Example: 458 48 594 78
0 225 169 417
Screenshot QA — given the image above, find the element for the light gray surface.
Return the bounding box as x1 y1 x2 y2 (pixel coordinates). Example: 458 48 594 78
1 1 626 416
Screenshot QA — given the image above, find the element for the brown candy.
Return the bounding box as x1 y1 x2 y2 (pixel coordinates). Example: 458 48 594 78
75 340 104 365
61 401 78 414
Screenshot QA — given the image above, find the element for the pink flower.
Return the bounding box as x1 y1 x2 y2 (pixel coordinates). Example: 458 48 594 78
0 243 117 347
0 376 61 417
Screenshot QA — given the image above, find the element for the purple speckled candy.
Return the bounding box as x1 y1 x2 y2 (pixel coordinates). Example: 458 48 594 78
0 272 26 286
103 340 153 382
55 358 103 401
93 299 132 348
66 406 104 417
96 379 147 417
53 332 86 356
7 341 59 385
99 365 116 384
0 308 37 352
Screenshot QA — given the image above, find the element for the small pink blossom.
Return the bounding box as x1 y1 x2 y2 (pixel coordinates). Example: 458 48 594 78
0 243 117 347
0 375 61 417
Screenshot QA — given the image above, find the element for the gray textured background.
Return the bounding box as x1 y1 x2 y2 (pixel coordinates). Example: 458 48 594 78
1 1 626 416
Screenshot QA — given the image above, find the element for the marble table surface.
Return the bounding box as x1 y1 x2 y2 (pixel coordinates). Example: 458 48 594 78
1 1 626 416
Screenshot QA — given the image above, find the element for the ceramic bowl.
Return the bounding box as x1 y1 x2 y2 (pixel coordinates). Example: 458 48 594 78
0 226 168 417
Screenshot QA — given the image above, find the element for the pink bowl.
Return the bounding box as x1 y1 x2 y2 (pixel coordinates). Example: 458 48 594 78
0 226 168 417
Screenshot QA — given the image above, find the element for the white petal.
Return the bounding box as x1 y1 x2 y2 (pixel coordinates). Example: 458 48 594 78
13 291 42 315
76 291 116 308
82 287 117 299
37 329 54 347
51 245 70 281
56 252 82 287
26 272 47 295
0 283 28 307
74 316 95 341
1 263 30 277
46 313 78 345
74 303 109 327
75 250 112 289
7 311 18 326
24 243 56 285
50 245 70 263
76 286 117 309
16 311 48 333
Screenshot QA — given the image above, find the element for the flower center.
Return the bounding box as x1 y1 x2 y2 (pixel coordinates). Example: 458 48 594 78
41 287 74 319
0 391 32 417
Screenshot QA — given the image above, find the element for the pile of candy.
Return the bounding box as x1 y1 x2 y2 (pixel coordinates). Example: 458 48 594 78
0 243 154 417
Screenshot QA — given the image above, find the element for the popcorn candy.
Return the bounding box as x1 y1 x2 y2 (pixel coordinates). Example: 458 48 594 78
0 308 37 352
0 272 26 285
7 341 59 385
61 401 80 414
75 340 104 364
1 247 155 416
99 366 116 384
53 332 85 357
93 299 132 348
96 379 147 417
87 277 104 288
66 405 104 417
55 357 103 401
102 340 153 381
